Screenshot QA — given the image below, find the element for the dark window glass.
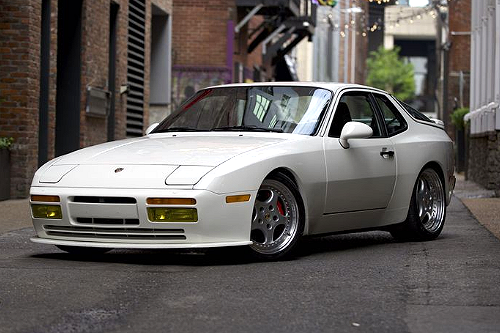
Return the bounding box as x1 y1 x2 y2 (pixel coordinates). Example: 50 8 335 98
374 94 407 136
398 99 433 123
329 93 381 138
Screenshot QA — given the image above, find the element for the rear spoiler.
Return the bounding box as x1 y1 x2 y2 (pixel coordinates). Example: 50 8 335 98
430 118 445 129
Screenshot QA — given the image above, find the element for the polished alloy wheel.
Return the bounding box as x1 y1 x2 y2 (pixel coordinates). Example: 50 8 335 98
415 169 445 233
250 179 300 255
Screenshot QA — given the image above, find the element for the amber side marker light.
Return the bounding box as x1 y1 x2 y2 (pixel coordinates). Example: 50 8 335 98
31 195 60 202
226 194 251 203
147 198 196 205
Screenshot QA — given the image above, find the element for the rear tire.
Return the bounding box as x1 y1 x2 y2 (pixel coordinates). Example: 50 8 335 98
249 173 305 261
56 245 110 255
390 168 446 241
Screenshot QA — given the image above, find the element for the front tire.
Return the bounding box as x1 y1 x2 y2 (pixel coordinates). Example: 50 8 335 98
390 168 446 241
249 173 304 260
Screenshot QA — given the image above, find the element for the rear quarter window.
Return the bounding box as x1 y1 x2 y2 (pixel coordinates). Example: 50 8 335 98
373 94 407 136
397 99 434 123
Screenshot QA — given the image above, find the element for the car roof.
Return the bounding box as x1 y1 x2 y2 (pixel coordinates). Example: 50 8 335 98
205 82 389 95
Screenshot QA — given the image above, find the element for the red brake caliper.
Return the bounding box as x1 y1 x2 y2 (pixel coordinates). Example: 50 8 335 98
277 199 285 216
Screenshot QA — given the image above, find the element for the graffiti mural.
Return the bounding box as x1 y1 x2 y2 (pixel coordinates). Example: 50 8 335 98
172 66 232 110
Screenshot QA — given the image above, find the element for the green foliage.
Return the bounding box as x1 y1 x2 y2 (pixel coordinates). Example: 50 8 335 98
0 137 14 150
450 107 469 130
366 46 415 102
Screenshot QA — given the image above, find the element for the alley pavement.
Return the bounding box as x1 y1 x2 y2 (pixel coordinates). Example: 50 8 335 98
1 178 500 332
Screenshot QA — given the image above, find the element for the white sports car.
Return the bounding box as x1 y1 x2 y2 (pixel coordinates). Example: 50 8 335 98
30 82 455 260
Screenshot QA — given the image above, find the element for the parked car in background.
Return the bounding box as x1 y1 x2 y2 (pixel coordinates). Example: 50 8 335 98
30 83 455 260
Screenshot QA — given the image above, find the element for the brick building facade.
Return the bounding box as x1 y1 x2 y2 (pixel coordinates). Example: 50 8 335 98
171 0 316 108
447 0 470 114
0 0 172 198
446 0 471 172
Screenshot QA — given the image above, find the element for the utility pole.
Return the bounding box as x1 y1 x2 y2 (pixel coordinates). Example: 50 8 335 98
343 0 349 83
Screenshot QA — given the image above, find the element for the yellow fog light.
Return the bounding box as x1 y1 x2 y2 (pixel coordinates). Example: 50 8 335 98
31 204 62 219
147 207 198 222
146 198 196 205
31 195 60 202
226 194 251 203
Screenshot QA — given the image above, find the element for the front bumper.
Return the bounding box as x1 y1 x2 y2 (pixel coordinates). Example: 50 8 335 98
30 186 256 249
30 237 252 249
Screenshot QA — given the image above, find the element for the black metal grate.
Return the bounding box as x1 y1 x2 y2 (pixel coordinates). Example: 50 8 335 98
72 196 137 204
44 225 186 241
126 0 146 137
76 217 140 225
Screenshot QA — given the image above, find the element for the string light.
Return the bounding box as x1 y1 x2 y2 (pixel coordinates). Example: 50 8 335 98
321 1 443 38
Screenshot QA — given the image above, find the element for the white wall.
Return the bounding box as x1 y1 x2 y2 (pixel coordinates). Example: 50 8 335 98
465 0 499 134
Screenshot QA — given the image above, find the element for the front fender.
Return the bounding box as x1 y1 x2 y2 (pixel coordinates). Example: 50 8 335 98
195 137 327 234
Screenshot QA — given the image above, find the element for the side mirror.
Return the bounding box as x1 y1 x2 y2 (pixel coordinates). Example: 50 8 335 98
145 122 159 135
339 121 373 149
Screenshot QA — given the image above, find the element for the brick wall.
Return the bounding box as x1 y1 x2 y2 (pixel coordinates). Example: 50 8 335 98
244 16 265 78
171 0 268 107
467 133 500 196
81 0 110 147
447 0 471 127
449 0 471 74
0 0 172 198
172 0 232 67
47 0 57 162
0 0 41 197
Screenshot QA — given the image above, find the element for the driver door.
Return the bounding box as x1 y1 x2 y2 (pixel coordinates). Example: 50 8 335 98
323 91 396 215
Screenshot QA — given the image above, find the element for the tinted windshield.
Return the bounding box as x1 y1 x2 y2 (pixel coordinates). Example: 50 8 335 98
153 86 332 135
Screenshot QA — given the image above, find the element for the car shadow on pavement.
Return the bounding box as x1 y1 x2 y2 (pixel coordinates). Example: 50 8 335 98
31 247 259 266
296 231 397 257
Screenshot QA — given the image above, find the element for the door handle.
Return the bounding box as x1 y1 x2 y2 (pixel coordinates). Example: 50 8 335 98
380 150 394 158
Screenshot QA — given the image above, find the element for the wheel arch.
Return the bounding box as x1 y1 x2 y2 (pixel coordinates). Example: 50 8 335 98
264 167 310 235
419 161 451 200
420 161 446 185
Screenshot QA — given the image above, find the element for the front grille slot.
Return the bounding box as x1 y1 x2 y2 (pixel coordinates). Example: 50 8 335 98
72 196 137 204
76 217 139 225
43 225 186 241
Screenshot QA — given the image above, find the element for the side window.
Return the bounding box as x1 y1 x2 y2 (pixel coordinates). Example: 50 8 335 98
373 94 407 136
329 92 381 138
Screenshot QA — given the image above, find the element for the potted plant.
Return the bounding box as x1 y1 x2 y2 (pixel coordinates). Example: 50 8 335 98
0 137 14 201
451 107 469 173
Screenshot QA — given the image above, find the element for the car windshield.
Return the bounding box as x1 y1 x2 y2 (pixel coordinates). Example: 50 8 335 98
152 86 332 135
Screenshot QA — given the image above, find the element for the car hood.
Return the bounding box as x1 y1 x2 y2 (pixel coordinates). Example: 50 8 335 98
53 133 286 167
33 134 288 188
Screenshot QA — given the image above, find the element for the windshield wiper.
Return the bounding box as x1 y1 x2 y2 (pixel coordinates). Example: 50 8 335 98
154 127 208 133
210 125 283 133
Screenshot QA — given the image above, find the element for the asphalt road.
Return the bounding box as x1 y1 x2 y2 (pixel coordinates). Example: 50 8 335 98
1 197 499 333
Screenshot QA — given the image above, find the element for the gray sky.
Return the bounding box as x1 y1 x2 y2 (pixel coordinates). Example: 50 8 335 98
409 0 429 7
